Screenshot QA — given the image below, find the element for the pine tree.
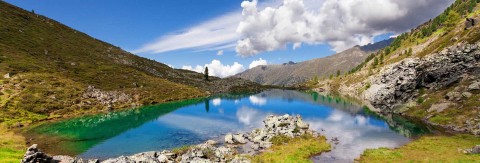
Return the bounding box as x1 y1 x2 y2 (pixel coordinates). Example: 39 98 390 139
204 67 209 81
336 70 341 77
373 57 379 68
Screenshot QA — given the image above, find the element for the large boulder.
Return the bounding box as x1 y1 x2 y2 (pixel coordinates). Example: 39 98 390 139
21 144 53 163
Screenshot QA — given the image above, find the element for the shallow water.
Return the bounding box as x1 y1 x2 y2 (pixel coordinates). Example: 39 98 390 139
26 89 429 162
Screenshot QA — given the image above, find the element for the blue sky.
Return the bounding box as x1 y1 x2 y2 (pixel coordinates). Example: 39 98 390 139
5 0 454 77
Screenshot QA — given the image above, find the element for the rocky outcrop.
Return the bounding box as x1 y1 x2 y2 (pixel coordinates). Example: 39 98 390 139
364 42 480 113
21 144 53 163
24 115 323 163
82 86 132 109
464 145 480 154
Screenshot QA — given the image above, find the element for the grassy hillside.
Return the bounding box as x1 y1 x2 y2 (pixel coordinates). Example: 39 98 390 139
0 1 261 127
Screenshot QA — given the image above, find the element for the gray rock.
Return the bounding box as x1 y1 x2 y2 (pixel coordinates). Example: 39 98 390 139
468 82 480 91
232 134 247 144
205 140 217 146
363 42 480 112
21 144 54 163
446 92 461 101
462 92 473 98
225 133 235 144
230 156 251 163
428 103 452 113
465 145 480 154
52 155 75 163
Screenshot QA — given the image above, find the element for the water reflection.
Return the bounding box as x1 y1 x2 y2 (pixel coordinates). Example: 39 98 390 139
25 90 429 162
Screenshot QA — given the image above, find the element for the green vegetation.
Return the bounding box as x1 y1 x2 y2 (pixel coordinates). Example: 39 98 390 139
0 1 211 127
0 126 25 163
172 145 193 155
251 135 331 163
204 66 209 81
358 135 480 162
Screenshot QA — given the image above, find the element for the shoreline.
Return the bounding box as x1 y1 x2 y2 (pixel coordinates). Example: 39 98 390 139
21 114 331 163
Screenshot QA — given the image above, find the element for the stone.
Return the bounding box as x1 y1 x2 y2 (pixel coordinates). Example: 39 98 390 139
428 103 452 113
225 133 234 144
462 92 473 98
296 115 309 129
232 134 247 144
465 18 476 30
465 145 480 154
3 73 10 79
157 154 168 163
230 156 251 163
468 82 480 91
52 155 75 163
446 91 461 101
87 159 99 163
21 144 53 163
205 140 217 146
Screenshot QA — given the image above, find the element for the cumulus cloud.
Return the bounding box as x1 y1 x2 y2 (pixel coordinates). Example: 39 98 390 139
236 0 454 56
249 58 268 69
182 60 245 78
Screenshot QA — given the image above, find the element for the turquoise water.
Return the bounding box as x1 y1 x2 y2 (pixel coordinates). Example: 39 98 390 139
26 90 428 162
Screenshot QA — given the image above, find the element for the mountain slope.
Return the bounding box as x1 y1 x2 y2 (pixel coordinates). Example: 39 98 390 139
315 0 480 136
0 1 261 126
234 39 393 86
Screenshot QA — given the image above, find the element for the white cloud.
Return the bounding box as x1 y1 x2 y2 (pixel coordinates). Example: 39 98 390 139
249 58 268 69
217 50 224 56
249 95 267 106
212 98 222 106
167 64 175 68
182 60 245 78
236 0 454 56
132 13 241 54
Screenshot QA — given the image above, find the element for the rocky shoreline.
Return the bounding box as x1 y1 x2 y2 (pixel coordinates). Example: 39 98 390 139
21 114 325 163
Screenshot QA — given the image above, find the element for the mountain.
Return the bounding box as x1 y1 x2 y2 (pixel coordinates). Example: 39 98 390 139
0 1 261 126
234 38 393 86
315 0 480 137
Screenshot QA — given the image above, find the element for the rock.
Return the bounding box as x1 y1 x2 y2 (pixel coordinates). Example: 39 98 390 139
232 134 247 144
3 73 10 79
465 18 476 30
446 91 461 101
21 144 53 163
225 133 235 144
205 140 217 146
363 42 480 112
52 155 75 163
87 159 99 163
190 157 212 163
230 156 251 163
462 92 473 98
428 103 452 113
157 154 168 163
465 145 480 154
296 115 309 129
468 82 480 91
214 146 232 161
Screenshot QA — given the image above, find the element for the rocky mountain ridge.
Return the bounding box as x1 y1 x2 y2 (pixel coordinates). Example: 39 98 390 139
234 39 393 86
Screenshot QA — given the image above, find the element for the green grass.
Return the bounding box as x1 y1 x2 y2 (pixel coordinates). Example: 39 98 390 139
0 126 25 163
251 135 331 163
358 135 480 162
